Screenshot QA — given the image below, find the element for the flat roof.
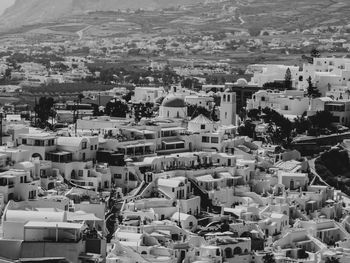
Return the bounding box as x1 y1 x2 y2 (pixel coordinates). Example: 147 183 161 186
162 139 185 144
24 221 84 230
161 127 186 132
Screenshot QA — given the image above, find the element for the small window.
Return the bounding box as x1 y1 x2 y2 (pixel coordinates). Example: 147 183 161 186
90 145 93 150
211 137 219 143
202 136 209 143
82 141 87 149
200 124 205 130
114 174 122 179
22 139 27 145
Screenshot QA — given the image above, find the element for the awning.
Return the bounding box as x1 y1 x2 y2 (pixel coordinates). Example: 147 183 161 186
124 142 154 148
162 139 184 145
161 127 186 132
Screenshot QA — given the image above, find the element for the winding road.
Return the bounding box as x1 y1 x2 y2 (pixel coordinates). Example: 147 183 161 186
76 25 92 40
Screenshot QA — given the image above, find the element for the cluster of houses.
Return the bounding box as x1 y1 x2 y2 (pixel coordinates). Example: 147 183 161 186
1 57 350 263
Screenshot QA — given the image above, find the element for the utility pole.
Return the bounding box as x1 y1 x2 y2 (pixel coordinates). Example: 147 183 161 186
34 97 37 126
0 112 3 146
74 100 77 136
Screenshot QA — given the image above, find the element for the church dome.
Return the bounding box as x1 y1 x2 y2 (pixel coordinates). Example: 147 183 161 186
161 95 186 108
236 78 248 86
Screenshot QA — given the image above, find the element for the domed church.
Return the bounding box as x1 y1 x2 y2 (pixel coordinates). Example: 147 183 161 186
159 94 187 119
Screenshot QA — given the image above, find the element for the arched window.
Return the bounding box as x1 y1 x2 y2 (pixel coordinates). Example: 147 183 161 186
234 247 242 255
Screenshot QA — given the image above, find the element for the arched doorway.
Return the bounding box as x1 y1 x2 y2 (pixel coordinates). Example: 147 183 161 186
48 182 55 190
224 247 233 258
32 153 42 160
8 193 14 201
290 179 294 190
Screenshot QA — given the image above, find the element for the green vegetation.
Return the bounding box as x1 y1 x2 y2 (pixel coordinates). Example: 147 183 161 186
315 147 350 196
22 83 116 94
34 97 55 128
307 76 321 98
134 102 154 122
6 52 64 68
262 253 276 263
105 99 129 118
284 68 292 90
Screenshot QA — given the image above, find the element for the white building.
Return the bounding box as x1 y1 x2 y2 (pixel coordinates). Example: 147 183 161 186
249 64 300 87
247 89 309 117
132 86 166 103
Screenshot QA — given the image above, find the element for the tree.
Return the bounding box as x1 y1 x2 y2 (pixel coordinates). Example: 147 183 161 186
133 102 154 122
105 99 128 118
294 114 311 134
307 76 321 98
310 48 321 58
92 104 103 116
263 81 286 90
310 111 334 129
4 68 11 80
77 93 84 103
247 108 261 120
262 107 293 143
182 78 193 89
325 257 340 263
122 91 134 102
34 97 55 127
238 120 256 138
262 253 276 263
284 68 292 90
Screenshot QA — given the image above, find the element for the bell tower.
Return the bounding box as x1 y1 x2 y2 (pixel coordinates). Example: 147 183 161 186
220 89 237 126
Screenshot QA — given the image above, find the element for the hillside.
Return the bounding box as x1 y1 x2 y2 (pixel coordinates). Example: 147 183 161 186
0 0 208 28
0 0 349 35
